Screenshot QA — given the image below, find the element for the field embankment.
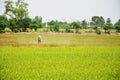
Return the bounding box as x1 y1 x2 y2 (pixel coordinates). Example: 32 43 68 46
0 32 120 46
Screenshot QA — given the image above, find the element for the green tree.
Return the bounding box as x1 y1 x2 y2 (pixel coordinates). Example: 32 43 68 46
30 19 39 31
53 24 59 32
0 15 8 33
81 20 87 29
99 16 105 28
114 19 120 32
21 17 31 32
47 20 56 26
35 16 42 28
92 16 105 28
9 18 18 32
103 18 112 33
4 0 29 32
103 24 109 33
71 21 81 33
47 20 58 32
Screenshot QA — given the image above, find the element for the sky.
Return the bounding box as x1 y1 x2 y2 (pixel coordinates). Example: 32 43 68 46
0 0 120 23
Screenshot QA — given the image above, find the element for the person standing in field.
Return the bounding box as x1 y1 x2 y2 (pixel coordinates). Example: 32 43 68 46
38 35 42 44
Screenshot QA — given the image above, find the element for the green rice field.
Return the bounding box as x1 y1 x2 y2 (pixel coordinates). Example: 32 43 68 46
0 33 120 80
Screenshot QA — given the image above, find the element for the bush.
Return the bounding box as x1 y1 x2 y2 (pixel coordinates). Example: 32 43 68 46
50 27 53 32
13 29 19 33
0 30 5 33
88 30 94 33
65 28 71 33
5 28 11 32
95 29 101 34
26 28 31 32
93 26 97 30
75 29 79 33
54 24 59 32
44 28 49 32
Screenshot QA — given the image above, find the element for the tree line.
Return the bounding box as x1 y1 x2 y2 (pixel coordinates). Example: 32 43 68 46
0 0 120 34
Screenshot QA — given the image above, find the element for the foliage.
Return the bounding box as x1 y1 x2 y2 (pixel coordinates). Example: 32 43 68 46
103 18 112 33
3 0 119 33
21 17 31 32
30 19 39 31
81 20 87 29
47 20 64 32
50 26 53 32
47 20 57 26
35 16 42 28
103 24 109 33
9 18 18 32
99 16 105 28
4 0 29 32
93 26 98 30
95 29 101 34
53 24 59 32
114 19 120 32
5 28 11 32
14 28 20 33
65 28 72 33
71 21 81 33
91 16 105 28
0 15 8 33
60 24 72 33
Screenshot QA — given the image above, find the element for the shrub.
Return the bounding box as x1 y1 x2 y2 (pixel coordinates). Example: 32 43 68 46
95 29 101 34
65 28 71 33
5 28 11 32
54 24 59 32
93 26 98 30
75 29 79 33
0 30 5 33
26 28 31 32
13 29 19 33
50 27 53 32
88 30 93 33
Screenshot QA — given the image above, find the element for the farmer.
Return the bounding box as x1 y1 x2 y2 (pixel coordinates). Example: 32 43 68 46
38 35 42 44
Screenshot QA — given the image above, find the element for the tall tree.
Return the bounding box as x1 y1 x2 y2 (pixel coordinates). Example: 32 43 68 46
99 16 105 28
47 20 57 26
4 0 29 32
91 16 105 28
114 19 120 32
35 16 42 28
30 19 39 31
81 20 87 29
103 18 112 33
0 15 8 33
21 17 31 32
71 21 81 33
47 20 58 32
53 24 59 32
9 18 18 32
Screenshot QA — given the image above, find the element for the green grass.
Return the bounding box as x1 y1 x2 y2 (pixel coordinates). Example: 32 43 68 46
0 33 120 80
0 47 120 80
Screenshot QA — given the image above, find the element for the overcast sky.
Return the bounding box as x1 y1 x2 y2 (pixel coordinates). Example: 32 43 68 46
0 0 120 23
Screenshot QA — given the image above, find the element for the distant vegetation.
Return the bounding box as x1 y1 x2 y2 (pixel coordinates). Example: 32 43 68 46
0 0 120 34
